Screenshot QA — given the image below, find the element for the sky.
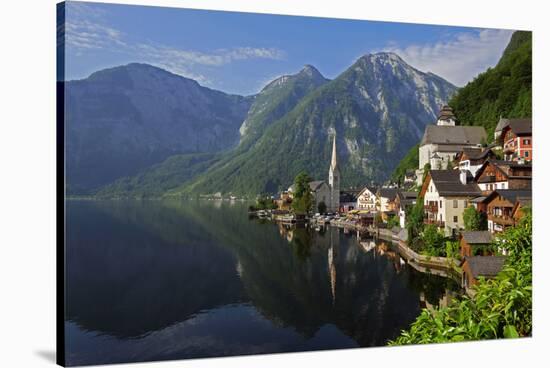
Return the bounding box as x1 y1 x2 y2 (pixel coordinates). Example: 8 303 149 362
60 1 515 95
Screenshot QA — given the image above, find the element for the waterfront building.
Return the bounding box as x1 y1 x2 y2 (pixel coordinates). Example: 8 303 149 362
357 186 377 211
461 256 506 290
459 231 493 257
420 170 481 236
394 191 418 228
377 188 399 213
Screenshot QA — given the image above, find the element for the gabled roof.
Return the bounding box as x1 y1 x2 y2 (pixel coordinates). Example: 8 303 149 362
482 189 532 205
458 147 495 161
358 186 377 197
500 118 532 136
474 159 532 183
421 125 487 146
461 231 493 245
288 180 328 193
464 256 506 278
309 180 327 191
378 188 399 200
421 170 481 197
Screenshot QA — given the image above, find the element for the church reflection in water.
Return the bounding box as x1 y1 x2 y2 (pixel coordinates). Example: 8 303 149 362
65 200 458 366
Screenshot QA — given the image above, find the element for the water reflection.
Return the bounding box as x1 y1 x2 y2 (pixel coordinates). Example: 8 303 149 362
65 200 457 366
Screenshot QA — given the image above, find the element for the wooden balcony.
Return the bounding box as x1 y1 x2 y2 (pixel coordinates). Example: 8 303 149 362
488 214 515 226
424 204 438 213
424 219 445 228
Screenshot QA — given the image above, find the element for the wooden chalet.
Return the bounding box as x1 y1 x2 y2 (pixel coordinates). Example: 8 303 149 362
459 231 493 257
481 189 532 233
474 159 531 192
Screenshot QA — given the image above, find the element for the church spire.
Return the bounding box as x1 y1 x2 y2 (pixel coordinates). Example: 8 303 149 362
330 134 338 171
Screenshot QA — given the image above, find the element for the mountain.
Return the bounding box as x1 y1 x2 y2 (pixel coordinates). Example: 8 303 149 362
95 65 329 198
174 52 456 196
448 31 531 138
391 30 531 185
65 63 252 194
238 65 329 148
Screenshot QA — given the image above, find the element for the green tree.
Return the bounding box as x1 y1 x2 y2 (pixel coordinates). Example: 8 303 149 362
463 206 488 231
390 210 532 345
292 172 313 215
421 224 446 256
406 196 425 249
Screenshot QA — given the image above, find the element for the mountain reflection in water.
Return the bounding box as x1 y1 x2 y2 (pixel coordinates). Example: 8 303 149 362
65 200 457 366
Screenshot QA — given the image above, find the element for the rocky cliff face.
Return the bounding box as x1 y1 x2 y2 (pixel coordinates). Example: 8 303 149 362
177 52 456 196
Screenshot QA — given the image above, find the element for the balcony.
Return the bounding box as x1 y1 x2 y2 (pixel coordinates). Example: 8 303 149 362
424 204 439 213
488 214 515 226
424 219 445 228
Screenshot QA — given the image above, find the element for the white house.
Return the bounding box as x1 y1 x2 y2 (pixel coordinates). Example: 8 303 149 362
420 170 481 236
357 186 377 211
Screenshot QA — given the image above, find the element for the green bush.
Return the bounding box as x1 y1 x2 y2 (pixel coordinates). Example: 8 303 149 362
389 210 532 345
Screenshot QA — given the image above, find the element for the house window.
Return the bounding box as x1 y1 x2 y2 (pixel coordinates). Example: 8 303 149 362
453 200 458 208
523 139 530 145
525 151 529 157
464 200 468 208
439 200 442 208
453 216 458 223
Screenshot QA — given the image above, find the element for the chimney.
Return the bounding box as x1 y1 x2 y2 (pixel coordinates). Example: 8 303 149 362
459 170 468 185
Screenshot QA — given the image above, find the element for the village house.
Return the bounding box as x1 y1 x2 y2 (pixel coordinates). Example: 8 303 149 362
420 170 481 236
339 190 359 213
474 159 532 192
356 186 377 211
456 147 496 177
403 169 416 186
495 118 532 162
274 191 293 211
481 189 532 233
394 191 418 228
377 188 399 213
416 106 487 185
461 256 506 291
459 231 494 257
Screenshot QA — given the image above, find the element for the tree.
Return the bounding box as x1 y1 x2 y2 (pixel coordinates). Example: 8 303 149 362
421 224 446 256
292 172 313 215
317 201 327 214
406 195 425 249
386 214 400 229
463 206 488 231
390 210 532 345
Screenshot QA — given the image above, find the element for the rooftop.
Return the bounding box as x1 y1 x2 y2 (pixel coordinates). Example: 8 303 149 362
421 125 487 146
461 231 493 245
464 256 507 278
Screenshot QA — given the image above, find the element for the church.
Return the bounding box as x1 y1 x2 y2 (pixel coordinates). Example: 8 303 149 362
288 135 340 213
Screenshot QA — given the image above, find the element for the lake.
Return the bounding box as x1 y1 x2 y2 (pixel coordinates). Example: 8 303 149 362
64 199 458 366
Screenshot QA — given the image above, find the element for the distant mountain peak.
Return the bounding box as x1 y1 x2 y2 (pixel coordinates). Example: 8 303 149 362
299 64 324 78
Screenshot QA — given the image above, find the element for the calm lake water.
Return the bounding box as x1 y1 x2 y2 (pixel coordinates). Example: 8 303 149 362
65 200 457 366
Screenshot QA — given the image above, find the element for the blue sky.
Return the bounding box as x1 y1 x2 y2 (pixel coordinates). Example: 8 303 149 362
62 1 515 95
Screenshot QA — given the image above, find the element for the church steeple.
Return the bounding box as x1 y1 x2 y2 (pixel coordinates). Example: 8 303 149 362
328 134 340 212
330 134 339 172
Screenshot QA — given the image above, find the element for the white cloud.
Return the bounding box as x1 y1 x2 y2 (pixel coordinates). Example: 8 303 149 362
63 3 285 85
382 29 514 86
